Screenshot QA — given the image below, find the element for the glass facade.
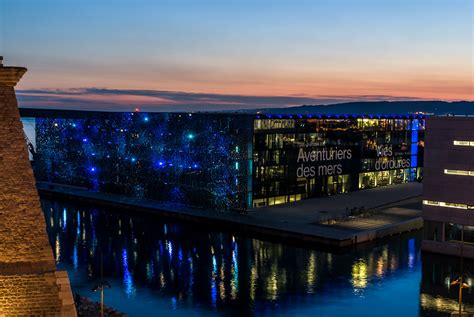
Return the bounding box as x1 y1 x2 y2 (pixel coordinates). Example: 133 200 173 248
252 115 424 208
28 110 424 211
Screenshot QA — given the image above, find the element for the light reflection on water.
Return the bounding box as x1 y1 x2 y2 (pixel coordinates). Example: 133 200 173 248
41 199 470 316
351 259 368 293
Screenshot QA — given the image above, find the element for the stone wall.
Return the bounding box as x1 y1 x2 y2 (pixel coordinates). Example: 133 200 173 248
0 64 75 316
0 84 56 274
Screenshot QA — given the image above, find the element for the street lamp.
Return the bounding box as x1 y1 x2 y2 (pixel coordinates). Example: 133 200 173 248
450 225 469 317
92 253 110 317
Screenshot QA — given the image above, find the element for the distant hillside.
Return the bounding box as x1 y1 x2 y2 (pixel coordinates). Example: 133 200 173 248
252 101 474 115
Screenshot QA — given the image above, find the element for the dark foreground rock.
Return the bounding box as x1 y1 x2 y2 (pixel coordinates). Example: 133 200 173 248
75 294 127 317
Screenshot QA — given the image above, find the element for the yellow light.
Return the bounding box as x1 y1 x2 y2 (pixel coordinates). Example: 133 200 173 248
351 259 368 290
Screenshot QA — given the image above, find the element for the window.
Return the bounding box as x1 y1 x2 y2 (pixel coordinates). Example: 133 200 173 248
444 169 472 176
453 140 474 146
440 202 468 209
423 200 468 210
445 223 474 245
423 200 440 206
254 119 295 130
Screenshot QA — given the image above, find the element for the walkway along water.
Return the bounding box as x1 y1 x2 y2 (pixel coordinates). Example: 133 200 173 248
37 182 423 249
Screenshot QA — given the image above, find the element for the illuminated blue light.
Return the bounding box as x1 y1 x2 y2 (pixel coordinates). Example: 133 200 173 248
408 238 416 269
144 116 149 122
36 113 249 211
211 278 217 307
167 241 173 258
73 245 78 270
122 248 136 297
72 123 77 128
62 208 67 230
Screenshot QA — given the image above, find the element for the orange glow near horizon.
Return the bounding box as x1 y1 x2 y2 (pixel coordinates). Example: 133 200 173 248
5 0 472 107
15 62 473 104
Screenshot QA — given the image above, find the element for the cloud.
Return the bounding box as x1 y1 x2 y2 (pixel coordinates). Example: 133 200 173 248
16 88 426 112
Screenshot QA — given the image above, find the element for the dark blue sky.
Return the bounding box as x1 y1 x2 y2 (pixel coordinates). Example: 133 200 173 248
2 0 472 110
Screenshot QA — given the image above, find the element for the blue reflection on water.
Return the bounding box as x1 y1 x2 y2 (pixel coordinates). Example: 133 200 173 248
408 238 416 270
43 198 459 317
232 242 238 298
211 254 217 308
62 208 67 231
167 241 173 259
122 248 136 298
76 211 80 236
73 245 78 270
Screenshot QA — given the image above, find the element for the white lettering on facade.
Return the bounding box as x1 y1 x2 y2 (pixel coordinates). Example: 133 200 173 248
296 147 352 177
374 144 410 170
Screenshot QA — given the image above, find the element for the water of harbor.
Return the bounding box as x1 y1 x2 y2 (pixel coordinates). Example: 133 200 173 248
42 199 473 316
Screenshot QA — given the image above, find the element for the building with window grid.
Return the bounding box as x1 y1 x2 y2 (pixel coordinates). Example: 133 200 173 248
422 116 474 258
21 109 425 211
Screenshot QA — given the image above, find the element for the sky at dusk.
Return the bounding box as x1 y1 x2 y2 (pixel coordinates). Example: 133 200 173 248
1 0 473 111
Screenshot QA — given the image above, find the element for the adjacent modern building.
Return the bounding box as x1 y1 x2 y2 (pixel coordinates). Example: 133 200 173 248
422 116 474 258
21 109 425 211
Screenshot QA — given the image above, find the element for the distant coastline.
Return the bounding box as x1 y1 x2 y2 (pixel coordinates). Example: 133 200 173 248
19 100 474 116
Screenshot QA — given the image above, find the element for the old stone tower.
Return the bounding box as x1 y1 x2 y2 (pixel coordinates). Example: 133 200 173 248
0 58 75 316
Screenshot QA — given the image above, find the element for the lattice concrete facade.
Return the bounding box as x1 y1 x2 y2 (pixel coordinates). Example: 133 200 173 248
0 60 76 316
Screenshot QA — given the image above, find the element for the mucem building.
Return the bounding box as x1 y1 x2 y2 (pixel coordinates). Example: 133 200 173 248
21 109 425 211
